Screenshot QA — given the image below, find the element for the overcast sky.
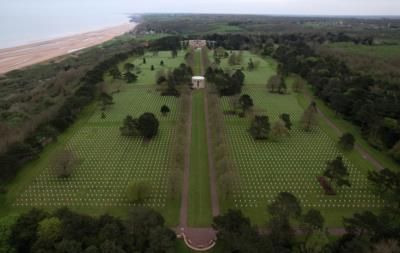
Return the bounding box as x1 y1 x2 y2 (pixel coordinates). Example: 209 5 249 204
1 0 400 16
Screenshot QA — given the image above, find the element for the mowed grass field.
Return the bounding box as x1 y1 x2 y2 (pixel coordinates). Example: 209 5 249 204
6 51 184 225
188 50 213 227
188 90 212 227
216 51 384 226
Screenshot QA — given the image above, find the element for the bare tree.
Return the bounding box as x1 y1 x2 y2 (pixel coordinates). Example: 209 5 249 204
270 120 289 141
52 150 78 178
220 171 236 199
300 102 318 131
292 77 306 93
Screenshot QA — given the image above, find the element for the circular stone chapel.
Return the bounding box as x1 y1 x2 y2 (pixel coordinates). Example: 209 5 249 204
192 76 205 89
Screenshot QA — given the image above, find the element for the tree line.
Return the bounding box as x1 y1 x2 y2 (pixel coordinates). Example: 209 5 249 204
212 166 400 252
271 39 400 163
0 41 148 186
0 207 176 253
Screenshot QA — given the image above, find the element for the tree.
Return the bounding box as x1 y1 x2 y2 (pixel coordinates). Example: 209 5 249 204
270 120 289 141
268 192 302 220
147 227 176 253
126 207 175 252
212 209 263 252
37 217 62 242
267 75 282 93
108 66 121 80
52 150 78 178
232 69 245 85
339 132 355 151
150 65 155 71
55 239 82 253
267 192 301 252
303 229 329 253
368 168 400 208
99 240 125 253
10 208 48 253
266 75 285 93
160 60 164 66
0 215 17 253
120 113 159 139
300 102 318 131
143 58 146 64
220 172 235 199
123 72 138 83
100 92 113 110
120 115 140 137
278 76 287 94
268 215 295 252
124 63 135 72
249 115 270 140
126 181 151 203
138 113 159 139
238 94 254 115
160 105 170 116
323 156 351 189
84 245 99 253
228 53 237 65
279 113 292 130
247 58 255 71
168 169 182 200
292 77 305 93
171 49 178 58
390 140 400 162
302 209 325 232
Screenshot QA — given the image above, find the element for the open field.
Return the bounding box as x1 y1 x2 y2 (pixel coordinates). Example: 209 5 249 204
319 42 400 82
326 42 400 61
2 51 184 226
0 23 136 74
217 51 384 226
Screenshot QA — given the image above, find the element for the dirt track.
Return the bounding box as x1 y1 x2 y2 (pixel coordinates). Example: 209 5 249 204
0 22 136 74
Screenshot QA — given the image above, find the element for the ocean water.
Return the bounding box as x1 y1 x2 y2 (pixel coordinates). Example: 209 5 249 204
0 1 132 49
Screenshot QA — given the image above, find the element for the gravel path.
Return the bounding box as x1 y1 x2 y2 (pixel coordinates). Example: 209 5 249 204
303 88 384 171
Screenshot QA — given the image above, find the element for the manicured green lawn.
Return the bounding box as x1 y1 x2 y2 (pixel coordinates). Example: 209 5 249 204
211 50 277 86
118 51 185 85
215 51 384 227
188 90 213 227
0 52 186 226
193 49 202 75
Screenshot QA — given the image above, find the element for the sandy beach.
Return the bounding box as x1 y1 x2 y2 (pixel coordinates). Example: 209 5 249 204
0 22 136 74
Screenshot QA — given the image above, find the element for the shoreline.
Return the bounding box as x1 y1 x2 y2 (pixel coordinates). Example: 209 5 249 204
0 22 137 74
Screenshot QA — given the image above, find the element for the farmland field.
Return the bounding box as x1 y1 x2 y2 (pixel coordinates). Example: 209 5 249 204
326 42 400 61
8 51 185 225
216 51 384 226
